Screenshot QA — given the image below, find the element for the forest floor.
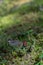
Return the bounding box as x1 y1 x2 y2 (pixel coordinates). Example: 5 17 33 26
0 0 43 65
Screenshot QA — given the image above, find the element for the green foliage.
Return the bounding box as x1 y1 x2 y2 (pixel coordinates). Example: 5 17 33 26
39 51 43 59
0 0 43 65
34 0 43 5
17 48 26 57
0 59 8 65
35 61 43 65
18 2 39 15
